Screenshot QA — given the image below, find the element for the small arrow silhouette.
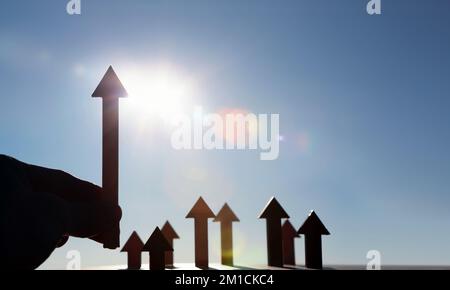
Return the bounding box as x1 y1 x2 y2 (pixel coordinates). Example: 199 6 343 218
161 221 180 267
142 227 173 270
92 66 128 249
186 197 215 269
298 210 330 270
121 231 144 270
213 203 240 266
282 220 300 266
259 197 289 267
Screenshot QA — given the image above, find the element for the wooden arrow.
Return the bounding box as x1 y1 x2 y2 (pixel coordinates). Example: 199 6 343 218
142 227 173 270
258 197 289 267
282 220 300 266
298 210 330 270
161 221 180 267
213 203 240 266
92 66 127 249
120 231 144 270
186 197 215 269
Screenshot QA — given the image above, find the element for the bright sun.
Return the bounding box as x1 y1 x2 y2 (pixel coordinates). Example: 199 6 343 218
120 63 195 124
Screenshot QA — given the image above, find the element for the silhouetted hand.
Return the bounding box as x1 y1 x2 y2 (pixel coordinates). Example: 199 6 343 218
0 155 121 270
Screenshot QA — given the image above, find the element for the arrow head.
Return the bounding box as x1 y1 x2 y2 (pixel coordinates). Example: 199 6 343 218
186 197 216 219
121 231 144 253
92 66 128 98
282 220 300 239
213 203 240 223
258 197 290 219
161 221 180 240
142 227 173 253
298 210 330 236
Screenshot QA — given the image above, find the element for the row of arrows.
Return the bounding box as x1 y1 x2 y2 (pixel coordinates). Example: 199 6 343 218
89 67 329 270
121 196 330 270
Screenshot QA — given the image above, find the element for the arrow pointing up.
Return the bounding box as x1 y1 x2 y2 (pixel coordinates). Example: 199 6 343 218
282 220 300 266
186 197 215 269
298 210 330 269
142 227 173 270
92 66 128 98
213 203 240 266
121 231 144 270
92 66 127 249
259 197 289 267
161 221 180 267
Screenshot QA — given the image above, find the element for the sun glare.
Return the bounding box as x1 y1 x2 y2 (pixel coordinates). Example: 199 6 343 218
120 63 195 124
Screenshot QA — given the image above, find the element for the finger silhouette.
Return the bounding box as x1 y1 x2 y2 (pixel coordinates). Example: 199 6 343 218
9 156 122 242
0 155 122 269
25 162 104 203
66 201 122 240
56 235 70 248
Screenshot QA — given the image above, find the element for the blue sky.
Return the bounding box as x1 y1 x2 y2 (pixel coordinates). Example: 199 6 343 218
1 0 449 268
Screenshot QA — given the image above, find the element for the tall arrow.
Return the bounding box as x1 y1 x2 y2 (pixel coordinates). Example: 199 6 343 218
161 221 180 267
92 66 127 249
121 231 144 270
186 197 215 269
142 227 173 270
298 210 330 270
282 220 300 266
213 203 240 266
258 197 289 267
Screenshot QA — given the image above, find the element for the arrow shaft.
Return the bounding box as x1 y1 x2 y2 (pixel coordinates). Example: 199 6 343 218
304 234 323 269
220 222 233 266
127 252 141 270
165 239 174 266
266 219 283 267
282 237 296 266
149 252 165 270
102 97 120 249
194 219 209 268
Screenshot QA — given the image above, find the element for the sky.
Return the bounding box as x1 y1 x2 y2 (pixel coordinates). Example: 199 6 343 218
0 0 449 269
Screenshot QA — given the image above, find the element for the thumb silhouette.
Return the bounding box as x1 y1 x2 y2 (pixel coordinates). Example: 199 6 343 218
0 155 121 270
